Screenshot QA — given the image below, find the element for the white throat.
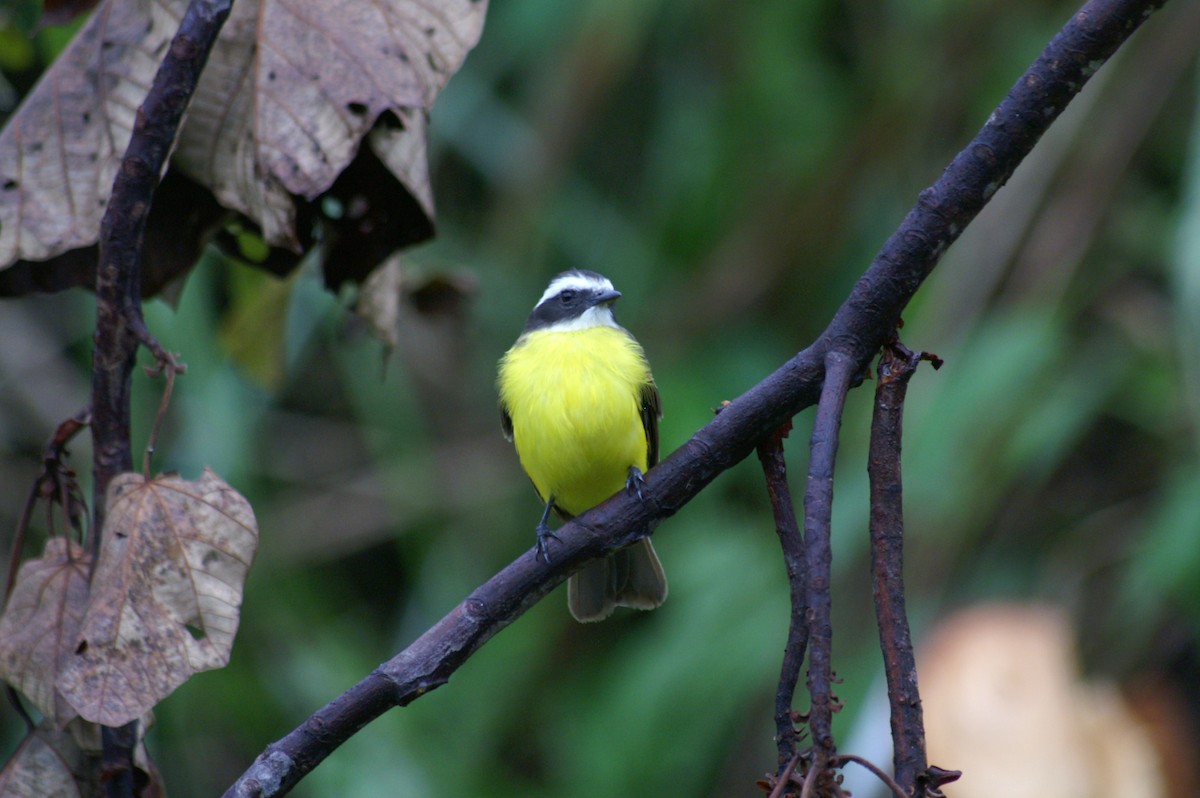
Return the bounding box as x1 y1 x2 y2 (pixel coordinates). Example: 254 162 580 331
541 304 620 333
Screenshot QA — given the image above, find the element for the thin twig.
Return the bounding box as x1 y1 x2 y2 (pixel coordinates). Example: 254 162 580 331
802 351 857 788
832 753 909 798
0 456 80 749
6 482 39 608
130 314 183 373
143 355 183 478
756 422 809 770
799 765 819 798
766 752 802 798
4 408 91 605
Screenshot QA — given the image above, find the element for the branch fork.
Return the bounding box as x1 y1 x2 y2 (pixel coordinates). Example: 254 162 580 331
758 335 946 797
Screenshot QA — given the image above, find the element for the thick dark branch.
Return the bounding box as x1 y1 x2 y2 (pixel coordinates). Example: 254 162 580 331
756 423 808 771
225 554 579 797
645 0 1165 529
802 352 856 785
91 0 232 519
868 342 936 793
90 2 234 796
815 0 1166 370
224 671 405 797
223 0 1168 793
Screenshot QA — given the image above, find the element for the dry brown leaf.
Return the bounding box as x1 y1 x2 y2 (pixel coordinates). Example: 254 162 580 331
0 169 232 298
0 0 486 299
0 537 91 728
171 0 484 247
0 0 186 267
57 468 258 728
357 252 405 348
171 0 293 247
0 723 93 798
370 108 435 223
355 259 475 363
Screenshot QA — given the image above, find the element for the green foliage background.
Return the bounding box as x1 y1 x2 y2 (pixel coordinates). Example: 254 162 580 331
1 0 1199 795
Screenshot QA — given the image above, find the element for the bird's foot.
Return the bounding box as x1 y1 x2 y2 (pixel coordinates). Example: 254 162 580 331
535 521 561 563
626 466 646 502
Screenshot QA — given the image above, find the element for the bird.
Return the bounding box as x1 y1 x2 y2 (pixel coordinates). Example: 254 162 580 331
498 270 668 622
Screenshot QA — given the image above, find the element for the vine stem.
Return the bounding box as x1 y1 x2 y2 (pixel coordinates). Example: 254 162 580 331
802 351 856 789
756 423 809 771
868 341 942 792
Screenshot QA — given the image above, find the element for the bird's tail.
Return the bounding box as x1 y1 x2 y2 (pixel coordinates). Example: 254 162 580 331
567 538 668 622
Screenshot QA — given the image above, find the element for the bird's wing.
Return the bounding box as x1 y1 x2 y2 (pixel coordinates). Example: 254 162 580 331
500 403 514 442
640 379 662 468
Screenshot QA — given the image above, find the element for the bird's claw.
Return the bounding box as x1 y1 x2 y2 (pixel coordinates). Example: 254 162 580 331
535 524 561 563
626 466 646 502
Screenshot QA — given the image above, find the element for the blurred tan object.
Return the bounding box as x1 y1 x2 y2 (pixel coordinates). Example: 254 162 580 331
919 604 1164 798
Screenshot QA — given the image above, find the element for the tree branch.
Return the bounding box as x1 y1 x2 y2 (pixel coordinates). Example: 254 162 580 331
756 423 808 772
802 352 856 788
90 1 234 795
223 0 1169 794
868 341 940 793
92 0 232 514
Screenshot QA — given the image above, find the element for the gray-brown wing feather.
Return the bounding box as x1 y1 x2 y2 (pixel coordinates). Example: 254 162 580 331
640 380 661 468
500 403 514 442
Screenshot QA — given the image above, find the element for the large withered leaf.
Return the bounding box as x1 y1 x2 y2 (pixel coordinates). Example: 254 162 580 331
57 469 258 728
0 538 91 728
0 169 230 298
0 0 186 268
170 0 293 247
171 0 481 247
0 0 487 296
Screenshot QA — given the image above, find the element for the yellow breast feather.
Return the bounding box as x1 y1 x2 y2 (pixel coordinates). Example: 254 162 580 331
499 326 652 516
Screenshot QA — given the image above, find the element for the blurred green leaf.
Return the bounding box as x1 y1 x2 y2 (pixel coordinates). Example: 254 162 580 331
218 260 292 389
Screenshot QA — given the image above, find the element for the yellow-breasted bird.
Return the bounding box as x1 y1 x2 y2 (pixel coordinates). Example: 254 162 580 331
498 270 668 622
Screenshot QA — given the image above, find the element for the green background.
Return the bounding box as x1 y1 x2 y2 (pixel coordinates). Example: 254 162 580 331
1 0 1198 794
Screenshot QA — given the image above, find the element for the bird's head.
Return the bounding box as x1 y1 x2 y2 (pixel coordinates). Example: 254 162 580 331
524 270 623 332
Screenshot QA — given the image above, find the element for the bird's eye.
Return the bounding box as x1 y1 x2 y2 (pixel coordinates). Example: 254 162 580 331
559 290 576 304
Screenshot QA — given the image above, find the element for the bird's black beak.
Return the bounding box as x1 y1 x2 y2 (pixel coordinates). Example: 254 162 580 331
593 289 622 306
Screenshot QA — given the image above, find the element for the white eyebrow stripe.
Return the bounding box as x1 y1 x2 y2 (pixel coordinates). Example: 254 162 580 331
535 273 615 307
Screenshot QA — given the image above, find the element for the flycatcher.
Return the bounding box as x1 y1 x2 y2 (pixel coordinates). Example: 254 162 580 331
498 270 668 622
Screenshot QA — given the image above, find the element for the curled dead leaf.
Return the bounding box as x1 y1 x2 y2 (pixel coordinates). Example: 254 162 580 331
57 468 258 728
0 537 91 728
0 0 488 302
357 253 405 348
173 0 477 239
